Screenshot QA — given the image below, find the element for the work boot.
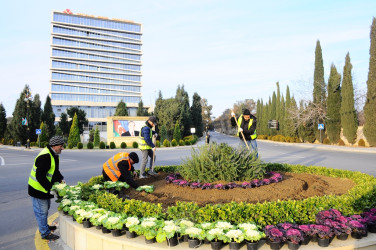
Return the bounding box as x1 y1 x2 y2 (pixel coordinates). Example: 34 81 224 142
48 225 57 231
139 174 149 179
148 170 157 176
42 233 60 241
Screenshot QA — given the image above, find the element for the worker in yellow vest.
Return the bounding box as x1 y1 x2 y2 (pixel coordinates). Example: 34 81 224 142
231 109 258 158
139 116 158 178
102 152 140 189
28 136 65 241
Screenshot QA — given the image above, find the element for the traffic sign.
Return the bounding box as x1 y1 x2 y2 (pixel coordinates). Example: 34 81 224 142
318 124 324 130
36 129 42 135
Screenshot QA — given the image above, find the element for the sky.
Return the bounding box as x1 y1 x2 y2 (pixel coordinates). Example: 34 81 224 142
0 0 375 118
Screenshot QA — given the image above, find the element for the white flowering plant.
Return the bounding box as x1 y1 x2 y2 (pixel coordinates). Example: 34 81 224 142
104 181 129 191
243 229 265 243
183 226 206 240
136 185 154 193
132 217 163 240
215 221 234 231
206 228 225 242
90 184 103 191
89 209 107 226
52 182 68 197
156 220 180 243
223 229 245 243
103 214 126 230
75 209 94 224
58 198 72 212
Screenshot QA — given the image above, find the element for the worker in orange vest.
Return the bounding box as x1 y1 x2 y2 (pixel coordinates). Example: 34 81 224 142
102 152 140 189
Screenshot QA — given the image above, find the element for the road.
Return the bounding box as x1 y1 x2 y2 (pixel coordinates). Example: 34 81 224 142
0 131 375 249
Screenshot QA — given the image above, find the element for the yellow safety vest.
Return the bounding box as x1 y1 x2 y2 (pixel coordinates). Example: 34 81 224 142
28 148 56 193
139 125 153 150
103 152 131 182
237 115 257 140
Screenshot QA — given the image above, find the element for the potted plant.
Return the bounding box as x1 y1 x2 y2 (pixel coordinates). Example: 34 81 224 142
103 215 125 237
125 216 140 238
285 228 303 250
310 225 333 247
135 217 162 243
156 220 180 247
206 228 225 250
264 225 285 249
242 228 265 250
298 225 311 245
223 229 244 250
347 220 367 239
362 211 376 233
178 219 195 242
184 226 205 248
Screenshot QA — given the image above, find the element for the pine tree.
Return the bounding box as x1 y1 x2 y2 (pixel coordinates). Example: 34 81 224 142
284 86 296 137
340 53 358 143
94 125 100 147
115 100 128 116
326 64 342 143
364 17 376 146
89 129 94 142
0 103 6 139
59 113 70 139
176 85 191 137
41 96 55 138
313 40 326 142
68 113 80 147
276 82 281 133
159 125 167 144
30 94 42 142
66 107 88 135
173 121 182 142
137 99 148 116
191 93 203 137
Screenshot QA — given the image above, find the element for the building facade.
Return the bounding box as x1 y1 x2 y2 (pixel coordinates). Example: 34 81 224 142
50 10 142 126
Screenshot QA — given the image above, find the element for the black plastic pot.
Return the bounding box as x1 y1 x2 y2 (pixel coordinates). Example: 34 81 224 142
126 230 136 239
102 227 111 234
368 224 376 233
301 235 310 245
351 231 362 239
166 235 178 247
188 238 201 248
317 238 330 247
111 229 122 237
229 241 241 250
145 237 156 244
246 241 258 250
287 241 300 250
269 241 282 250
96 225 102 230
83 220 91 228
336 233 348 241
210 240 223 250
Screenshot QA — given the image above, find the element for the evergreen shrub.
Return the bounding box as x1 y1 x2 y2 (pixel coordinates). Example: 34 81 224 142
68 143 73 149
132 141 138 148
171 139 177 147
267 136 272 140
184 140 191 146
179 139 185 146
323 138 330 145
358 139 366 147
156 140 160 147
99 141 106 149
163 139 170 147
110 141 116 149
338 139 345 146
295 137 301 143
77 142 83 149
120 142 127 149
87 142 94 149
179 142 264 182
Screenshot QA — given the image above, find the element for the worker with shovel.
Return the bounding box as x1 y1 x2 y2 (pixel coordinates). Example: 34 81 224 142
231 109 258 158
139 116 158 178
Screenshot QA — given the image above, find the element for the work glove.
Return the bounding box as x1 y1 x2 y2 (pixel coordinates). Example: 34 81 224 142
238 127 243 132
153 133 158 138
231 111 235 117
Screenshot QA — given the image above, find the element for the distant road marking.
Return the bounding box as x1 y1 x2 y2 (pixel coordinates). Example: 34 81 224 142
0 156 4 166
34 212 58 250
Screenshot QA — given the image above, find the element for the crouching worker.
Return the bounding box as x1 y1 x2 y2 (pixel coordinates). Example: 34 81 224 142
102 152 140 189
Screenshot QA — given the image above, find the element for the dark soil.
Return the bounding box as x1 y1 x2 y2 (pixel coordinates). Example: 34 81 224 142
121 172 354 210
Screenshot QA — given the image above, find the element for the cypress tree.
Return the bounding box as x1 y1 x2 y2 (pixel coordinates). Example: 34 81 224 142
340 53 358 143
326 64 342 143
41 96 55 138
0 103 6 139
176 85 191 137
160 125 167 144
137 99 148 116
191 93 203 137
284 86 296 137
94 125 100 147
364 17 376 146
66 107 88 135
37 122 48 146
313 40 326 142
30 94 42 142
59 113 70 139
68 113 80 147
276 82 281 127
114 100 128 116
89 129 94 142
173 121 182 142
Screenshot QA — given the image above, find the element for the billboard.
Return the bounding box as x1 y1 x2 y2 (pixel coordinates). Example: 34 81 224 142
113 120 145 137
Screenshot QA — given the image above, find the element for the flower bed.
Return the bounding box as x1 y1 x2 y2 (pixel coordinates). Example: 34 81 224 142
54 162 376 246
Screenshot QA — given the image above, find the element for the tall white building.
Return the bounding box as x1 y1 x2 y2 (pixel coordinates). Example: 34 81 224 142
50 10 142 126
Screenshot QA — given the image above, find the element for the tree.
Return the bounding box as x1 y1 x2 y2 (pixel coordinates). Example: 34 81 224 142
191 92 203 137
55 126 63 136
37 122 48 146
364 17 376 146
94 125 100 147
313 40 326 142
66 107 88 135
137 99 149 116
340 53 358 143
326 64 342 143
41 96 55 138
159 125 167 144
30 94 42 142
115 100 128 116
67 113 80 147
175 85 191 137
284 86 297 137
154 98 180 139
89 129 94 143
173 121 182 142
59 113 70 139
201 98 213 131
0 103 6 139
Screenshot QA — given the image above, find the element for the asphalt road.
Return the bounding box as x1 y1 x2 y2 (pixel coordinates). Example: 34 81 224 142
0 132 375 249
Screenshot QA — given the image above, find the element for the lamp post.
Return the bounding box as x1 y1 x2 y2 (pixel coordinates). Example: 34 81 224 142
24 87 32 149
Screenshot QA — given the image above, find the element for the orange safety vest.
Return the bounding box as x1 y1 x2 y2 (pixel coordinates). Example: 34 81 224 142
103 152 132 182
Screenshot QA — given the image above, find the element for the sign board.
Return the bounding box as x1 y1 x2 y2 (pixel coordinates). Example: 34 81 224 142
36 129 42 135
268 120 279 130
190 128 196 134
318 124 324 130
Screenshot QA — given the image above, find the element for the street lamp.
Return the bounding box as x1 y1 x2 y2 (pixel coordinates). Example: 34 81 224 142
24 87 33 149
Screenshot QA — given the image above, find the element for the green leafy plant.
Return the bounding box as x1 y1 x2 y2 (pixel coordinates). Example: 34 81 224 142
99 141 106 149
77 142 83 149
110 141 116 149
87 142 94 149
136 185 154 193
179 139 185 146
120 142 127 149
132 141 138 148
171 139 177 147
179 142 265 182
163 139 170 147
156 140 160 147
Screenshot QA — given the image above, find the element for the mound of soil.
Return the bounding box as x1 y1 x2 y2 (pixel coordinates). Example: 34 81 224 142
122 172 354 209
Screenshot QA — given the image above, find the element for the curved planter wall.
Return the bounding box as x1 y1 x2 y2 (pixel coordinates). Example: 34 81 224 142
59 211 376 250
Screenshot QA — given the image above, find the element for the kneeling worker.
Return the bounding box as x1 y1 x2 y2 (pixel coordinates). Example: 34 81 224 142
102 152 140 189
